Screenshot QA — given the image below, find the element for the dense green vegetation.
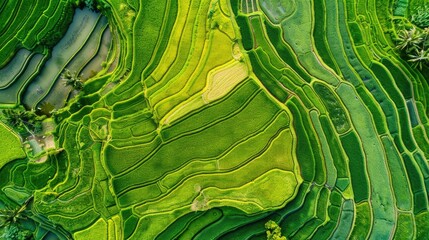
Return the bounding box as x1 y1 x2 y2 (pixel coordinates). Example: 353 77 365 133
0 0 429 239
0 123 26 168
0 106 45 137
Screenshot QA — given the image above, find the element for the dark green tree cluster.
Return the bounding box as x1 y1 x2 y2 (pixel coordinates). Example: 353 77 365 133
0 225 32 240
0 106 45 137
84 0 98 11
36 102 55 117
265 220 287 240
69 0 110 12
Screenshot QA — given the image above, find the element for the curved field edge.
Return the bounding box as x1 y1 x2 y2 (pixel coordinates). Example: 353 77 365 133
1 0 304 239
1 0 429 239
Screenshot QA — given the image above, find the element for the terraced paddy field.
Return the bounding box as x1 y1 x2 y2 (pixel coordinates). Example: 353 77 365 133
1 0 429 239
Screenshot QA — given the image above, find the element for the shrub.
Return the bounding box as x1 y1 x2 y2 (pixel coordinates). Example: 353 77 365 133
265 220 287 240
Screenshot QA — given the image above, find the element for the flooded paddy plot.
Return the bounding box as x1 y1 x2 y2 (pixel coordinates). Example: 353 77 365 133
0 7 112 108
23 8 101 109
40 15 111 110
0 53 46 104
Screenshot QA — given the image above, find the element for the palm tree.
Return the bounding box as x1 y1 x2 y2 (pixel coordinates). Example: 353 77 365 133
422 27 429 49
408 49 429 69
396 27 423 52
61 69 83 90
0 196 33 227
0 196 34 239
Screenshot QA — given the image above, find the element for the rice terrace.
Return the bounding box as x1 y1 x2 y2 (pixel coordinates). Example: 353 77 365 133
0 0 429 239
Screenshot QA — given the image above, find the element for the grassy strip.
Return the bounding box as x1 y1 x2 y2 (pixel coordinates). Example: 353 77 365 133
355 86 388 135
0 122 26 168
37 2 74 48
415 211 429 239
381 136 413 211
130 0 167 77
152 29 232 119
312 0 340 74
393 212 414 240
325 0 362 87
23 159 57 190
142 0 178 79
340 131 369 202
0 0 20 38
235 15 253 51
74 218 107 240
117 116 294 208
402 153 429 213
247 50 288 102
348 201 371 239
281 186 320 237
177 209 222 239
16 1 50 48
0 0 31 47
347 22 364 46
145 0 193 89
141 0 203 99
370 62 416 151
338 82 396 236
195 207 268 239
112 90 281 193
249 17 285 69
264 20 312 83
0 49 32 89
47 151 69 189
330 199 354 239
156 211 205 239
211 184 309 239
380 58 413 99
309 111 336 187
286 99 315 182
161 80 258 140
412 126 429 158
313 82 350 134
291 188 330 238
160 112 291 190
319 115 349 178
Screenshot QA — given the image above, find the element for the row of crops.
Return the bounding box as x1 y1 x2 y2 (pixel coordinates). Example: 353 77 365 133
0 0 429 239
232 0 429 238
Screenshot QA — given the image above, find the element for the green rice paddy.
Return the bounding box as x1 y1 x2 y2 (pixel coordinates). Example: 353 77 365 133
0 0 429 239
